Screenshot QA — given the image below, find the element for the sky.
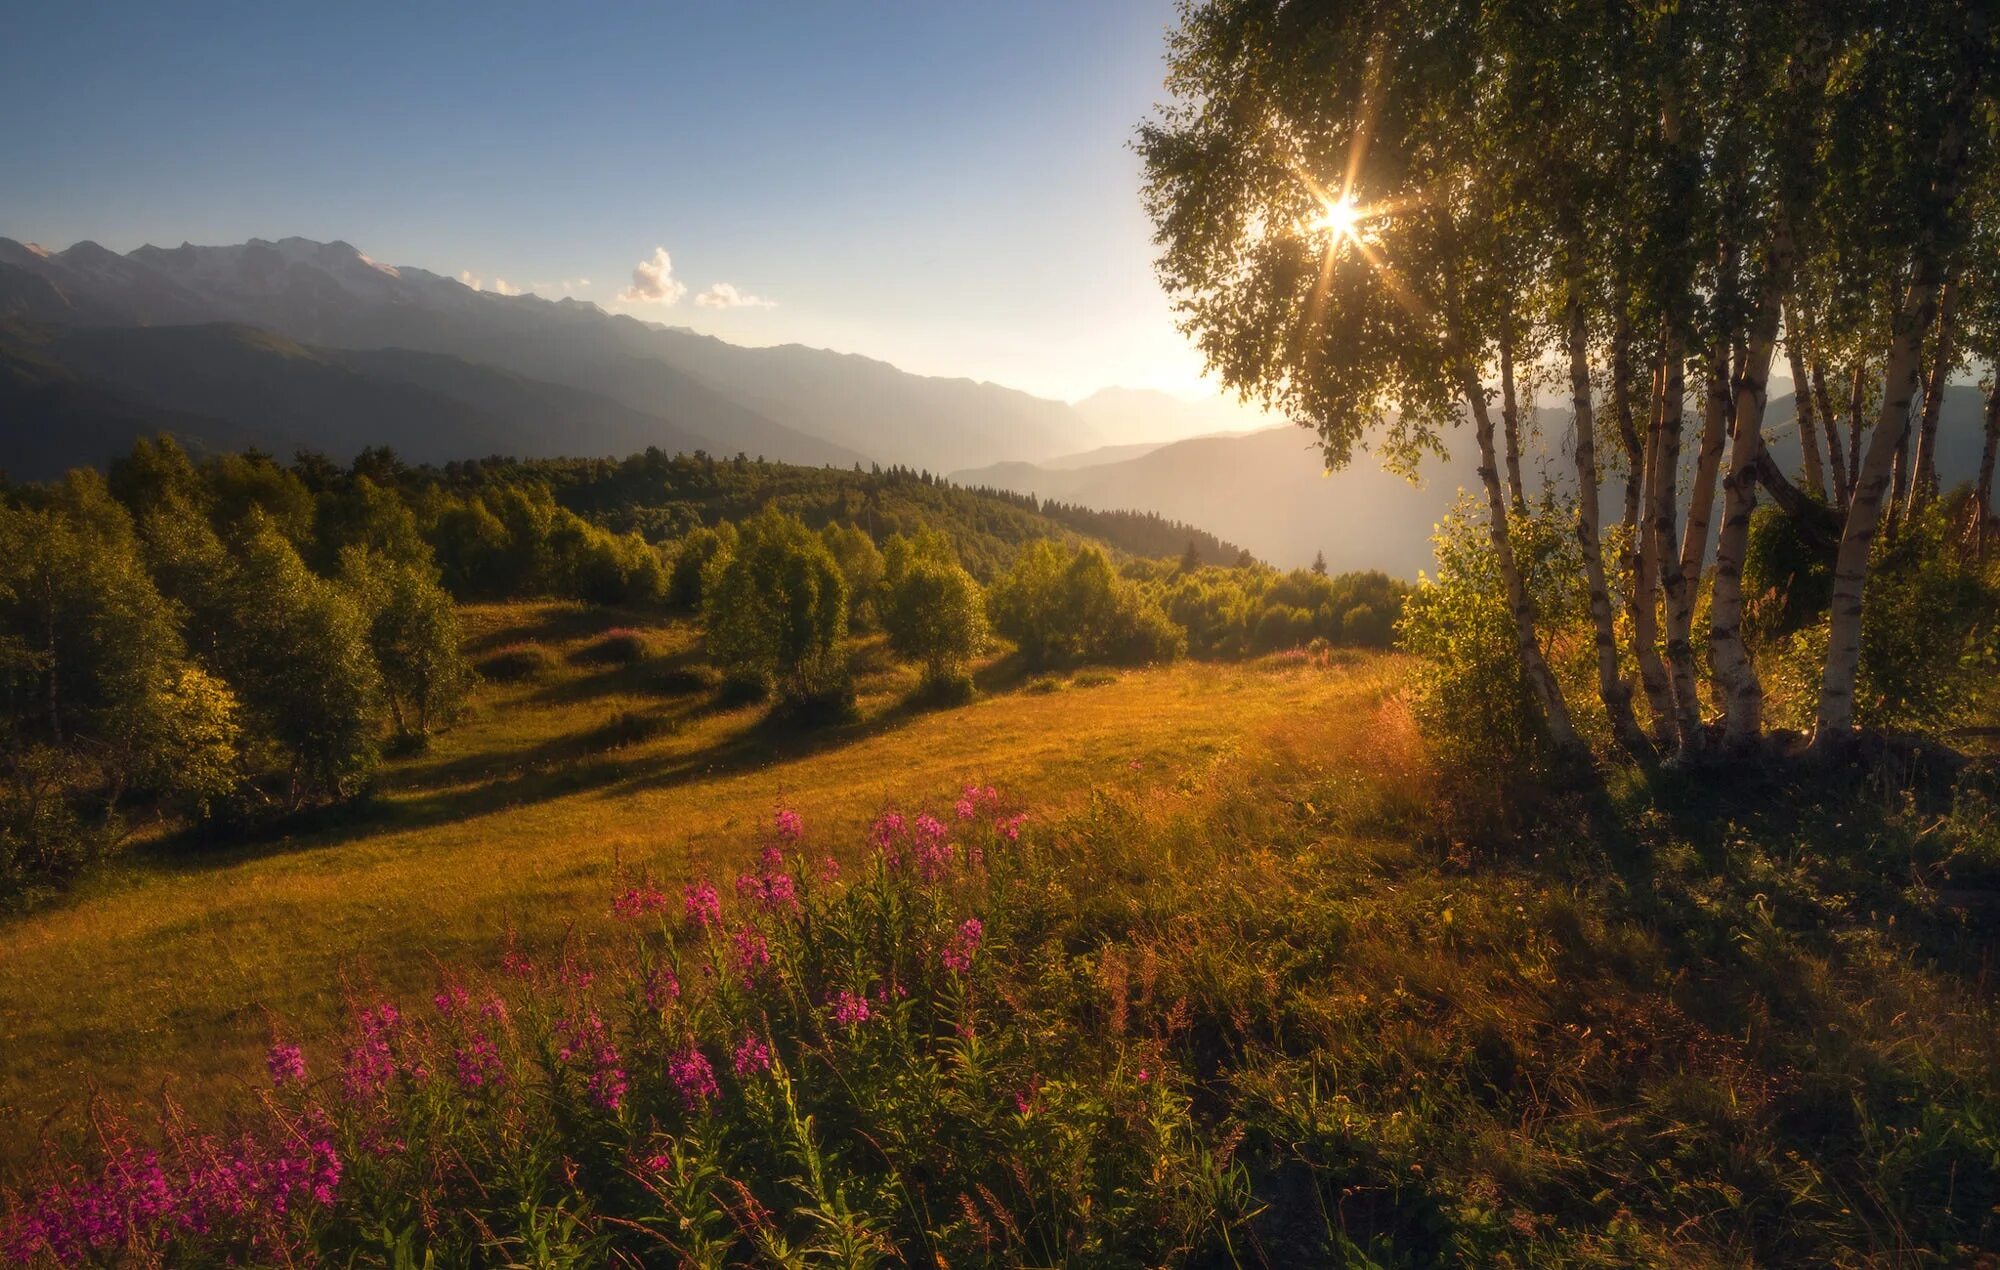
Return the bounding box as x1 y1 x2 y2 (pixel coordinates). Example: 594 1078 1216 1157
0 0 1255 406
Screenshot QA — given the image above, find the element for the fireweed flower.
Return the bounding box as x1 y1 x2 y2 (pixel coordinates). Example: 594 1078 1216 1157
774 807 803 841
683 880 722 929
613 882 670 921
731 927 772 987
955 784 999 820
266 1042 306 1088
557 1013 627 1112
342 1002 401 1101
668 1046 719 1107
941 917 984 973
644 964 681 1010
996 813 1027 842
432 983 469 1016
733 1032 772 1077
828 990 872 1027
913 813 955 881
735 847 800 914
453 1033 505 1090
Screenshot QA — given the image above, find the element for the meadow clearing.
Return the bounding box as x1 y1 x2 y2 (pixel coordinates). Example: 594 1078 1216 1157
0 603 1406 1169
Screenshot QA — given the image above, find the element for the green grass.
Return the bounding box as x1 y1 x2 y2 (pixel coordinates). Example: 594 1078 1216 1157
0 603 1402 1167
4 604 1995 1262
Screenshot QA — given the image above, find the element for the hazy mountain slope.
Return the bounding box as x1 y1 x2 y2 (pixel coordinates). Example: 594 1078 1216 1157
648 330 1094 471
0 322 720 471
0 236 1085 470
0 334 263 479
956 387 1995 577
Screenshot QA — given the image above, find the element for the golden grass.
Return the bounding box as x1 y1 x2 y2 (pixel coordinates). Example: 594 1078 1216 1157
0 603 1407 1165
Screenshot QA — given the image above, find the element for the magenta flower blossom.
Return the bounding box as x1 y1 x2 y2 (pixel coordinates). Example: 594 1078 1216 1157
735 847 800 914
668 1046 719 1108
557 1012 627 1112
453 1033 505 1091
996 813 1027 842
828 990 872 1027
265 1043 306 1088
732 1032 772 1077
644 964 681 1011
432 983 469 1016
683 880 722 929
341 1002 401 1101
731 926 772 987
818 854 841 883
941 917 984 973
612 883 670 921
774 807 803 841
955 784 999 820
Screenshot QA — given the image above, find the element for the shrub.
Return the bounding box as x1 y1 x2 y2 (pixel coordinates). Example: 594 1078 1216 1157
478 643 558 682
644 664 720 697
574 627 652 666
989 541 1183 669
1396 498 1562 839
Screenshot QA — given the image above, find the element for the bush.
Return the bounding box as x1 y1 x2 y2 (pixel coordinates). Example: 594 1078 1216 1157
989 541 1183 669
644 664 720 697
479 643 558 682
574 628 652 666
1396 498 1563 839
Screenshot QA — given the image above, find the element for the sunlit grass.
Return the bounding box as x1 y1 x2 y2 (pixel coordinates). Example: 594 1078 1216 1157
0 603 1405 1165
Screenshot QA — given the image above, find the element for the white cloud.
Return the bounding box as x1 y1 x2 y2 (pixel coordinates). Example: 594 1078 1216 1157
618 247 686 305
458 270 481 289
492 278 522 296
695 281 777 309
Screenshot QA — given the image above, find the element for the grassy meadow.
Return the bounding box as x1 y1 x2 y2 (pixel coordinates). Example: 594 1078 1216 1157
0 603 1405 1165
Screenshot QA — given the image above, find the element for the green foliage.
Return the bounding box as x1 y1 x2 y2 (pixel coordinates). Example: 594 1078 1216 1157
1742 501 1840 642
881 533 987 691
701 507 851 709
666 522 737 611
989 541 1184 670
1146 562 1407 658
1853 510 1997 732
0 475 230 895
819 522 885 630
223 514 383 809
1396 498 1561 835
339 548 472 741
478 642 559 683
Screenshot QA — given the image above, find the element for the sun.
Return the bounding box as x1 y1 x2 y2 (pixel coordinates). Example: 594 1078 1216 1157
1306 194 1363 242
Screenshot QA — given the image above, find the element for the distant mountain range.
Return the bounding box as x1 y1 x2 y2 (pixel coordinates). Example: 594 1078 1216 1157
955 388 1995 576
0 235 1143 477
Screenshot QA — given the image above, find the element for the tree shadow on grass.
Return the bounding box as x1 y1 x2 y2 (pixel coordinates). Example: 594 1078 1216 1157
130 676 1000 878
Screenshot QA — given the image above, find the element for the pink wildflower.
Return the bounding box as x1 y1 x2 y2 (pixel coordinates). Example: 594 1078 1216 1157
941 917 984 973
266 1043 306 1088
613 883 670 921
818 854 841 883
432 983 469 1016
644 964 681 1010
453 1033 505 1091
996 813 1027 842
733 1032 773 1077
667 1046 719 1108
774 807 803 841
683 880 722 929
556 1013 627 1112
828 990 872 1027
731 927 772 988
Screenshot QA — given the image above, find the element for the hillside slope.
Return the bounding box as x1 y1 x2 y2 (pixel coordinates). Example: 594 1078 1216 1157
955 387 1997 575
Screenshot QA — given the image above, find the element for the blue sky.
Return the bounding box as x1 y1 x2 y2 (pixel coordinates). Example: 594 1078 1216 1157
0 1 1231 403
